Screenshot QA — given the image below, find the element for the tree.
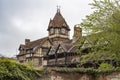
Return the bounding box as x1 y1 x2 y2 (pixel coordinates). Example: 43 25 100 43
79 0 120 65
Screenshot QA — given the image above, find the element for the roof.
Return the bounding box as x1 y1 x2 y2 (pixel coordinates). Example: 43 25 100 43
61 41 73 52
19 37 52 51
19 44 25 50
26 37 48 48
47 9 70 30
48 39 80 54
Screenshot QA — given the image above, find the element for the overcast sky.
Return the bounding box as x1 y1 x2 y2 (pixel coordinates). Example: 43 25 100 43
0 0 93 57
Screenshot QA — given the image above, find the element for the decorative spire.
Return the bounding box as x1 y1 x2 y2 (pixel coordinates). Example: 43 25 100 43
57 5 60 13
47 6 70 31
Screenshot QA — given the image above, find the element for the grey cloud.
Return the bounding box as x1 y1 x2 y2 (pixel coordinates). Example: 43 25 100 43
0 0 93 57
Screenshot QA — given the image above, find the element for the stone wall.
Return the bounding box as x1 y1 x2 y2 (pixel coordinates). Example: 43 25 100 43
97 72 120 80
40 71 120 80
51 72 93 80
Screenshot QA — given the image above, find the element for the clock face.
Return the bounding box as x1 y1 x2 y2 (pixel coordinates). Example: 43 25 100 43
50 28 54 34
61 28 66 34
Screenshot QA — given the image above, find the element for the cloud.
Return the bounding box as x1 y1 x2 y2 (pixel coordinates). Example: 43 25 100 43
0 0 93 57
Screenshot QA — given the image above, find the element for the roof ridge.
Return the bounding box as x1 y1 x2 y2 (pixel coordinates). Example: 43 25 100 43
30 37 48 43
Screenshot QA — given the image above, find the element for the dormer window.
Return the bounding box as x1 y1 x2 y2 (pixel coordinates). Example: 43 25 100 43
50 28 54 34
61 28 66 34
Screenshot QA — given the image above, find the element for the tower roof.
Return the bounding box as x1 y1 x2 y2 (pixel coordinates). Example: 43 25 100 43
47 8 70 31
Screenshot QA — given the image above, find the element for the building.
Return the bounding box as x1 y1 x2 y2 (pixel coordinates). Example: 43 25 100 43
17 8 82 67
44 41 80 67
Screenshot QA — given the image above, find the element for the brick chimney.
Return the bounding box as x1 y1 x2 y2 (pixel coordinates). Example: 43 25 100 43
72 25 82 43
25 39 30 45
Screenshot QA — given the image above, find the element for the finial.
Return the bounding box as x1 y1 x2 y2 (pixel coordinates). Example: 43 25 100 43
57 5 60 13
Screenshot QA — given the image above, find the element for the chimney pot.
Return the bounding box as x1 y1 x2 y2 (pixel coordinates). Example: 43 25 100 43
72 25 82 43
25 39 30 45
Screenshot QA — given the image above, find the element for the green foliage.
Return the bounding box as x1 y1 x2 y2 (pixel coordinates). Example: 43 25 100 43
54 67 95 74
54 67 120 77
78 0 120 66
98 63 113 70
75 37 86 53
23 61 35 69
0 59 43 80
80 51 116 65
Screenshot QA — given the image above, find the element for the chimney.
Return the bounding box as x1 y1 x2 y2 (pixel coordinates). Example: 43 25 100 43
72 25 82 43
25 39 30 45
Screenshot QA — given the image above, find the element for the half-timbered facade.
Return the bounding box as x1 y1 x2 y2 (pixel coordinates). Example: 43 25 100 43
44 40 81 67
17 8 82 67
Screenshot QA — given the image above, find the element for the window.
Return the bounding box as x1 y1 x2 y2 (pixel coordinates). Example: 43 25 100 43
50 28 54 34
61 28 66 34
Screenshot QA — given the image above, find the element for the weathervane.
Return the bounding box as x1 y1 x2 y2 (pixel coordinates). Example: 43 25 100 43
57 5 61 12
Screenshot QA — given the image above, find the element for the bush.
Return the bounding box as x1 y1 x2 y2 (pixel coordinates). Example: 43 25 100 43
0 59 43 80
98 63 113 70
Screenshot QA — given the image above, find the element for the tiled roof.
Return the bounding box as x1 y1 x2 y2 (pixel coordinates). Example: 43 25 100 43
19 37 52 51
61 42 73 52
26 37 48 48
48 10 70 30
68 45 79 53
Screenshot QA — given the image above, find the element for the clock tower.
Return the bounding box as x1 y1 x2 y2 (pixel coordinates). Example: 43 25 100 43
47 7 70 44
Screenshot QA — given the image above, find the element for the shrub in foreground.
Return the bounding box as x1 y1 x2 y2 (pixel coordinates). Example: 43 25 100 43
0 59 43 80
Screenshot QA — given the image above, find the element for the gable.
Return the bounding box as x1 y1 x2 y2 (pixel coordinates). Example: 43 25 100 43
42 40 51 48
48 44 68 55
48 46 56 55
57 45 65 53
33 38 52 52
18 44 25 50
